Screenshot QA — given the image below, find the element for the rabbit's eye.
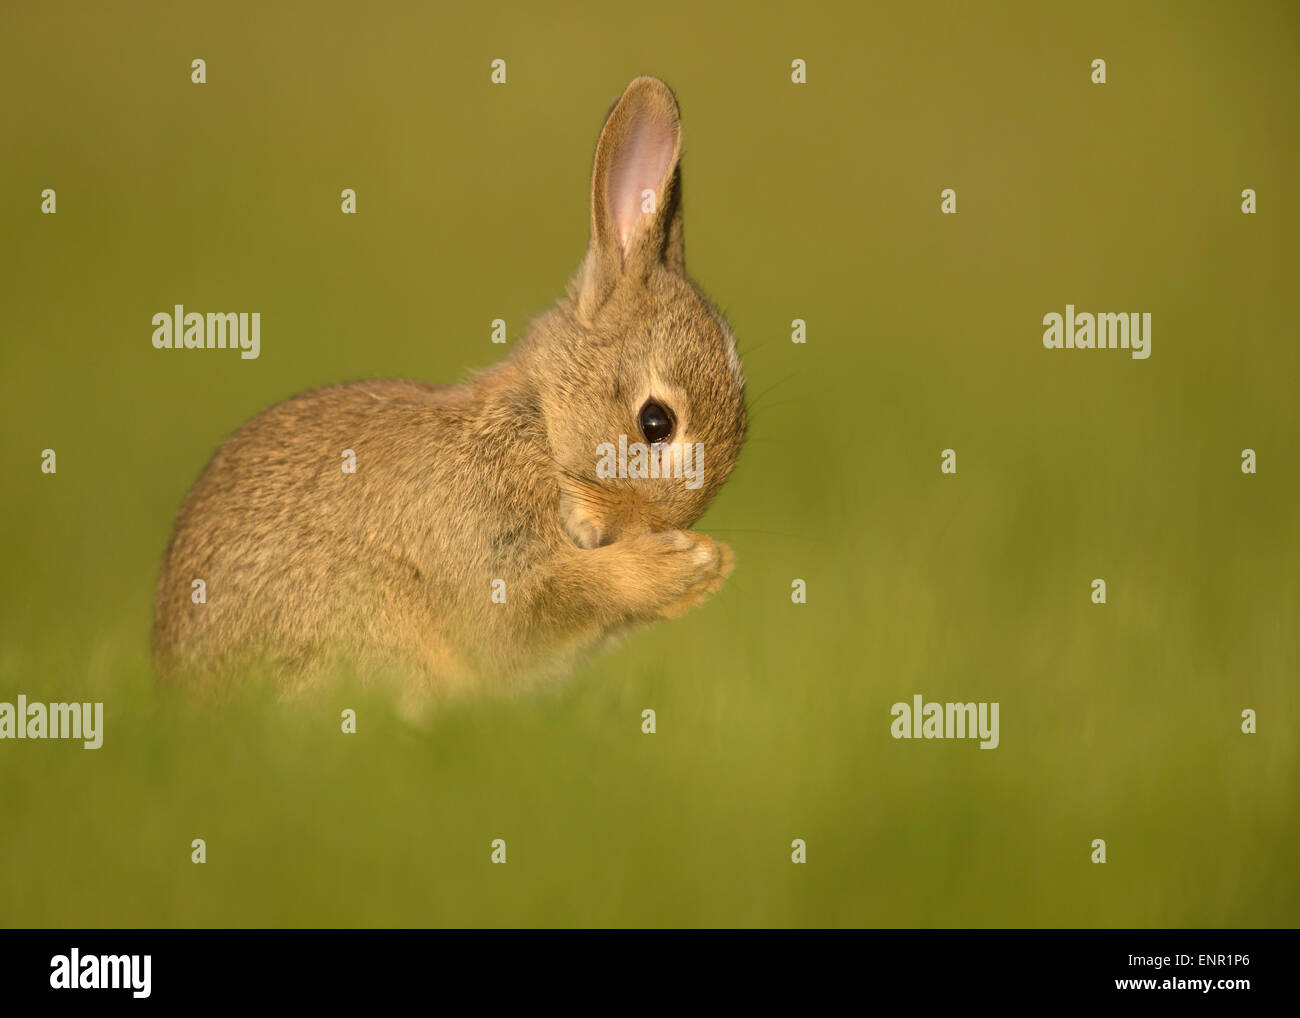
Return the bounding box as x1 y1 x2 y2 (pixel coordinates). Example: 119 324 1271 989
638 400 674 444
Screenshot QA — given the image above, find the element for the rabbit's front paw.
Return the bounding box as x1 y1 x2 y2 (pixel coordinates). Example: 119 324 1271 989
636 529 735 620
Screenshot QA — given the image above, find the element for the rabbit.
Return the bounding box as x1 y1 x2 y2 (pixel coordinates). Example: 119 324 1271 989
152 76 747 702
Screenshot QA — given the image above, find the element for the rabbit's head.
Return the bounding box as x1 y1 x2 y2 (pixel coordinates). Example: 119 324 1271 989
522 76 747 550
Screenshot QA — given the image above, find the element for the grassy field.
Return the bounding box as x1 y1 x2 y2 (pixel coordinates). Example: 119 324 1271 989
1 0 1297 927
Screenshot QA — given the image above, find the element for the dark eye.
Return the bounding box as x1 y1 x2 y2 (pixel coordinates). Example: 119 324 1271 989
638 400 674 444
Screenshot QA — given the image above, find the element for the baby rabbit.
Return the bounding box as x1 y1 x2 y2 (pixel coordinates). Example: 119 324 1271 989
152 76 747 700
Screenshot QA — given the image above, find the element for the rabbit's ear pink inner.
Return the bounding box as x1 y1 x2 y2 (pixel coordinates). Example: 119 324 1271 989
607 116 676 260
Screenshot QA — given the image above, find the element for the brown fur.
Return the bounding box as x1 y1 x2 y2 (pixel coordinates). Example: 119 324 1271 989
152 77 747 703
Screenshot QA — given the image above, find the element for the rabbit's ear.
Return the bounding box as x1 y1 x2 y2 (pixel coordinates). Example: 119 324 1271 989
576 77 684 316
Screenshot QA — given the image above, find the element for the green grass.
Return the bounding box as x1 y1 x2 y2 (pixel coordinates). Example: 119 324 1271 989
1 0 1297 927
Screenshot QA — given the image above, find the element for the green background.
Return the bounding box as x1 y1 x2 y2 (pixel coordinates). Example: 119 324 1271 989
1 0 1296 927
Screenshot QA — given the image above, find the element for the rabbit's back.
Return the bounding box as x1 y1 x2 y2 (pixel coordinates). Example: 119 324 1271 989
152 378 517 687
